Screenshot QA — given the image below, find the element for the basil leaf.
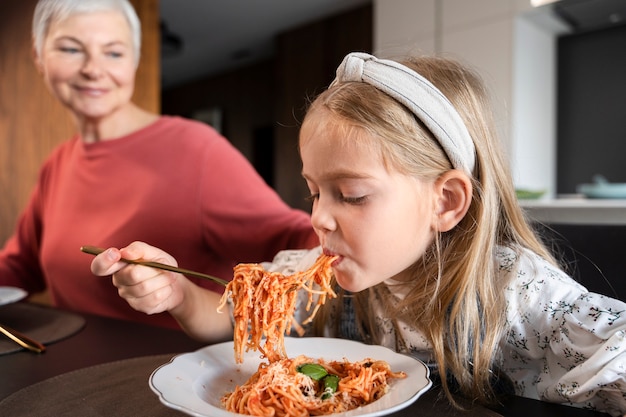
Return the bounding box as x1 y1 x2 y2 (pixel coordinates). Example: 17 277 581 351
321 374 340 399
297 363 328 381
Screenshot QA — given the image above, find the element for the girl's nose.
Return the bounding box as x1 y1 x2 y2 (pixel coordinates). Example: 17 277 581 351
310 198 336 234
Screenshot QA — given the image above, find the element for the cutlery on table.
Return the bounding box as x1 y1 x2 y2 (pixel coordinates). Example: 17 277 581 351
80 246 228 286
0 323 46 353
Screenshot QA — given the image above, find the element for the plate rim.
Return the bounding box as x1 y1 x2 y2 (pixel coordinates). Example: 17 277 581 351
0 286 28 306
149 337 432 417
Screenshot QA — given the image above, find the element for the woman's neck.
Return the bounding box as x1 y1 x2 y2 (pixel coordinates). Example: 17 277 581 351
76 104 159 143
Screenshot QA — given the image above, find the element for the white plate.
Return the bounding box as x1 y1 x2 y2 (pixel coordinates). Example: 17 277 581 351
0 286 27 306
150 337 432 417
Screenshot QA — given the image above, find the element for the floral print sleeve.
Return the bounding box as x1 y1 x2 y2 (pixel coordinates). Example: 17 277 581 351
498 246 626 416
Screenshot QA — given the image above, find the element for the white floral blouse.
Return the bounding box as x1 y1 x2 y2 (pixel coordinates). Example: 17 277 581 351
262 245 626 416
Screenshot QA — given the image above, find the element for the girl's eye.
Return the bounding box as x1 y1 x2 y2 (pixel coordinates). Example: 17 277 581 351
341 195 368 205
305 193 319 203
304 191 368 205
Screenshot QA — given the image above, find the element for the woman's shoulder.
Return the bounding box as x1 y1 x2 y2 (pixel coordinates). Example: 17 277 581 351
155 116 243 153
155 115 218 133
36 136 82 174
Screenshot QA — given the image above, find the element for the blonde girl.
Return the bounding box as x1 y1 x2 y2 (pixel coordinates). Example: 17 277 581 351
296 52 626 414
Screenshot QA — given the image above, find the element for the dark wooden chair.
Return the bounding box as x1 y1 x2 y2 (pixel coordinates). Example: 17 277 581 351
533 223 626 301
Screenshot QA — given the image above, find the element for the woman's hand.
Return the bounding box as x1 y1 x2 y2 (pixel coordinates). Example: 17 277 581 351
90 241 184 315
90 241 232 343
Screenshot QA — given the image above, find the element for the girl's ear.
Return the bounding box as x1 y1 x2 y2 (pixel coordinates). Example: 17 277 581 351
434 170 472 232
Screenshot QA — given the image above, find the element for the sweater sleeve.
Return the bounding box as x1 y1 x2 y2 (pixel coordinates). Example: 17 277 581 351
0 173 48 293
198 128 318 263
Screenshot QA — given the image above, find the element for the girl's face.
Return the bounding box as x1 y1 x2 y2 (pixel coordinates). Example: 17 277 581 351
300 116 438 292
36 11 136 121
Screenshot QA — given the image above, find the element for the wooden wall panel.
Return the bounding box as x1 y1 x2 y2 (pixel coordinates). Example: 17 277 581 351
0 0 160 247
274 4 373 210
162 60 275 163
161 4 372 211
0 0 72 247
130 0 161 113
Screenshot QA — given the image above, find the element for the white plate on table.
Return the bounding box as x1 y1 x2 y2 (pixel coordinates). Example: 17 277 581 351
150 337 432 417
0 287 27 306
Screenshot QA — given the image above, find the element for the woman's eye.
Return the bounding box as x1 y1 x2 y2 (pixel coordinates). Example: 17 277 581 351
106 51 124 58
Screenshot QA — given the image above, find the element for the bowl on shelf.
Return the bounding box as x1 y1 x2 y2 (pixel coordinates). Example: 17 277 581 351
577 175 626 199
577 182 626 199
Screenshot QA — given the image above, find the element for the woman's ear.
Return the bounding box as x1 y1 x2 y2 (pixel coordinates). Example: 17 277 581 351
434 170 472 232
32 46 44 74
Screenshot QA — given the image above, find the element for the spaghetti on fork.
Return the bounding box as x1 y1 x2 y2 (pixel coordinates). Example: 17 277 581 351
217 253 338 363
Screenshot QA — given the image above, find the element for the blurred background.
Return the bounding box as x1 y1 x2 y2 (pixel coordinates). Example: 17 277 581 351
2 0 626 246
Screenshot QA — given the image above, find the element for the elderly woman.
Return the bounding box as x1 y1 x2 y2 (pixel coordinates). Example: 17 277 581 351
0 0 317 330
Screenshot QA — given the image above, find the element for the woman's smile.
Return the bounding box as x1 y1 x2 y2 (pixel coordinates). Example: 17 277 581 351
75 85 108 96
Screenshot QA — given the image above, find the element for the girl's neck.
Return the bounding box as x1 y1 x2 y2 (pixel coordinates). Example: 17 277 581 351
76 103 159 143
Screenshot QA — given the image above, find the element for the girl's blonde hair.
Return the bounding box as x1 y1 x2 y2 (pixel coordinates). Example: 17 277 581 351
304 55 555 406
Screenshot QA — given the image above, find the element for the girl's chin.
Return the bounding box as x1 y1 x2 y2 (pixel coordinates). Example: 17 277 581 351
335 273 366 293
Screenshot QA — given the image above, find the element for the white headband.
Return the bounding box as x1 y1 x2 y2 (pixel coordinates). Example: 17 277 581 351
333 52 476 175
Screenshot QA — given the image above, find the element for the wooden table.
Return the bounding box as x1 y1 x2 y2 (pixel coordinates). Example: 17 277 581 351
0 303 611 416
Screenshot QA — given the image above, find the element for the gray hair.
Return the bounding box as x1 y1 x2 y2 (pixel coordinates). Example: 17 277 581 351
32 0 141 67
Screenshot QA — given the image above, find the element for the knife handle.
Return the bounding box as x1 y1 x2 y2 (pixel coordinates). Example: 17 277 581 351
0 324 46 353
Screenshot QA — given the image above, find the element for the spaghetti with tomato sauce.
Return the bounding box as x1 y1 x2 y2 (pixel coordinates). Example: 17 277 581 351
217 253 407 415
222 355 407 416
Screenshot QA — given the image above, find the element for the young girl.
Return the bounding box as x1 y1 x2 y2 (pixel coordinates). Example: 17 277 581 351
92 52 626 415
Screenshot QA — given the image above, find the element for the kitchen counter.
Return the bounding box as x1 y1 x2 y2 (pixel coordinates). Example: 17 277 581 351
520 197 626 225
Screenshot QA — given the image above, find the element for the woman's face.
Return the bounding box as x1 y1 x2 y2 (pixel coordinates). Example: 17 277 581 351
36 11 136 121
300 114 438 292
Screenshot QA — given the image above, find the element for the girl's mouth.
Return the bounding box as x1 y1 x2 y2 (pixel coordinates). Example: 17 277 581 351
323 248 342 266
